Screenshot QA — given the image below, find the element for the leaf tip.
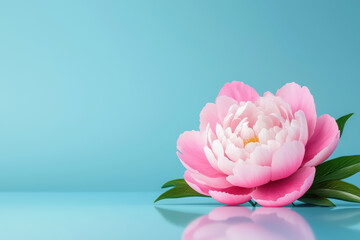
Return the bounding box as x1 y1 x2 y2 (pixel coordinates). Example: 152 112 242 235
337 113 354 137
161 183 174 189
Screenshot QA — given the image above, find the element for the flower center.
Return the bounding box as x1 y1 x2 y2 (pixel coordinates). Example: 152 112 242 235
243 136 259 147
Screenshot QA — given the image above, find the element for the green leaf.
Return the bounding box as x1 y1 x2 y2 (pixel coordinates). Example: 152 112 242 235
336 113 353 137
308 180 360 203
248 200 256 207
314 155 360 184
298 194 336 207
161 179 187 189
155 179 210 203
155 186 210 203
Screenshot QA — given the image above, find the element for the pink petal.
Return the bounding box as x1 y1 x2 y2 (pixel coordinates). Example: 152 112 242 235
256 93 293 122
248 145 272 166
285 110 308 145
204 146 221 172
218 81 259 103
215 96 238 122
184 170 233 195
209 186 253 205
252 167 315 207
211 139 224 158
190 171 232 189
303 133 339 167
271 141 305 181
200 103 220 132
177 131 221 177
217 156 236 175
199 96 237 133
184 170 210 196
276 83 317 138
227 162 271 188
303 114 340 167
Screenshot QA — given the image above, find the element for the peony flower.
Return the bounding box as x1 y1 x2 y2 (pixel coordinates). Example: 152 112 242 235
177 81 340 207
182 206 314 240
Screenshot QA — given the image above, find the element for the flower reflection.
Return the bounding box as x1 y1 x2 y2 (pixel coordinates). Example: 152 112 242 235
182 206 314 240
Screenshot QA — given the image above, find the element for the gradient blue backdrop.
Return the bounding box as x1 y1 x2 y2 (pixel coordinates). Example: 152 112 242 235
0 0 359 191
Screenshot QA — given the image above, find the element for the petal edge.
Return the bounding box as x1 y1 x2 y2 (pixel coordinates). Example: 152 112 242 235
252 167 315 207
209 187 253 205
218 81 259 103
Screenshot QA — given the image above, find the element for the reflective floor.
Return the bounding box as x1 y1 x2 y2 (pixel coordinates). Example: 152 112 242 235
0 192 359 239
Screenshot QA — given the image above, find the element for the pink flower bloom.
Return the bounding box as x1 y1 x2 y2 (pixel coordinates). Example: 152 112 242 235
177 82 340 207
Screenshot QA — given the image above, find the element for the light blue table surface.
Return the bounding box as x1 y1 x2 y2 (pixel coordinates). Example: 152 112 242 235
0 192 358 239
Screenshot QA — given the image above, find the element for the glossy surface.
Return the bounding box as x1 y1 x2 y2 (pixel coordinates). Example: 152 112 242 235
1 192 359 239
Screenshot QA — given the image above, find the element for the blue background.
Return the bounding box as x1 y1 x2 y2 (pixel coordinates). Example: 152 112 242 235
0 0 359 191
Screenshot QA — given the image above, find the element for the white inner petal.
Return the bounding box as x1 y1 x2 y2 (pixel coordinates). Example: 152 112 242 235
203 95 307 173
